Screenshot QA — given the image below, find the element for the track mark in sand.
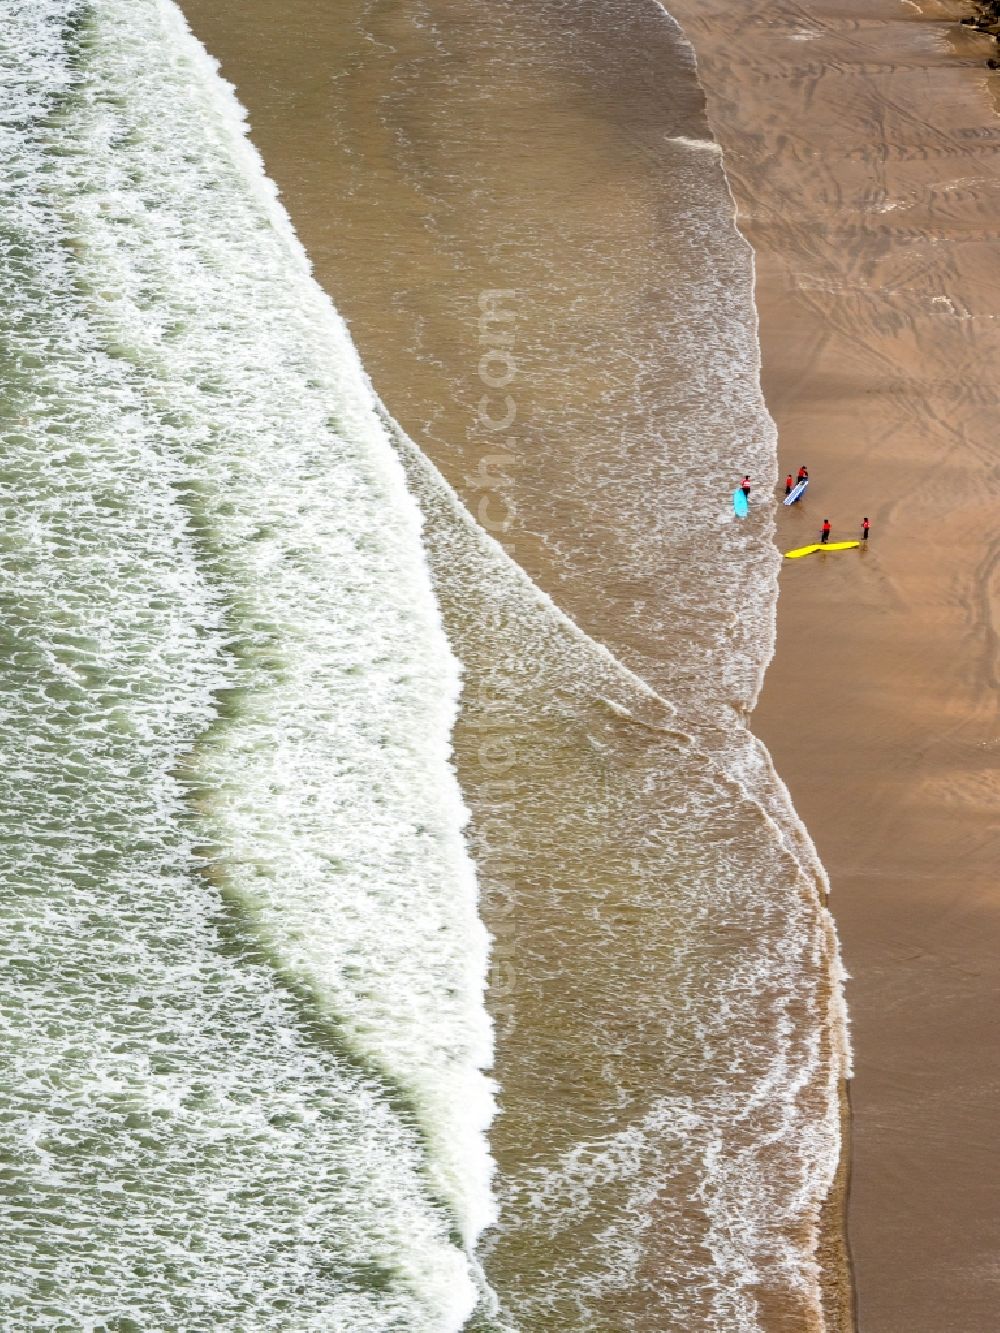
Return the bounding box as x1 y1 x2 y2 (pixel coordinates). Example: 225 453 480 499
967 538 1000 694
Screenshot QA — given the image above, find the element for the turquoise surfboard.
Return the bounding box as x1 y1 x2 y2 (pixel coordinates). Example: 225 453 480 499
733 488 748 518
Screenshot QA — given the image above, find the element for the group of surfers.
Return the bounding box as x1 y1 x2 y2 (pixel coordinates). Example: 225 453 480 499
737 468 870 543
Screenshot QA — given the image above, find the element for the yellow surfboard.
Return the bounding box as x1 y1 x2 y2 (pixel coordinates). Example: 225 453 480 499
784 540 860 559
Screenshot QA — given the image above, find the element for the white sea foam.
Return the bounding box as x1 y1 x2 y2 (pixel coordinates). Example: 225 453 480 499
669 134 724 153
0 0 496 1326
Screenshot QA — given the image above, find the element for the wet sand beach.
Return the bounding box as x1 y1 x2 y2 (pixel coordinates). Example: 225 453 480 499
666 1 1000 1326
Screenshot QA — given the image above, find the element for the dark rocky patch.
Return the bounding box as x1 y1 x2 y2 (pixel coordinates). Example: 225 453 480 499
961 1 1000 51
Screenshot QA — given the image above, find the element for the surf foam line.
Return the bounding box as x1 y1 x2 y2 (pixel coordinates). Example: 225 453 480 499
0 0 498 1326
150 0 851 1319
320 0 851 1303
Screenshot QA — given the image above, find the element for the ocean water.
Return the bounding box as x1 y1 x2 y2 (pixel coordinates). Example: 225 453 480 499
1 0 850 1329
0 2 493 1328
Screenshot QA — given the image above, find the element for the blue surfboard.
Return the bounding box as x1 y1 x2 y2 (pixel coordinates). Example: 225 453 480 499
733 488 748 518
784 478 808 505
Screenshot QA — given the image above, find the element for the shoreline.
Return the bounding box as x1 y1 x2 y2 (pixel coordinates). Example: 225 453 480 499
667 0 1000 1327
677 14 856 1332
684 20 858 1323
669 14 856 1327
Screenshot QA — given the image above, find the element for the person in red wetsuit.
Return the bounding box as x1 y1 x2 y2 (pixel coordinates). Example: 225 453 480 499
820 518 832 544
785 474 794 496
740 475 751 497
862 516 870 541
797 465 809 485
